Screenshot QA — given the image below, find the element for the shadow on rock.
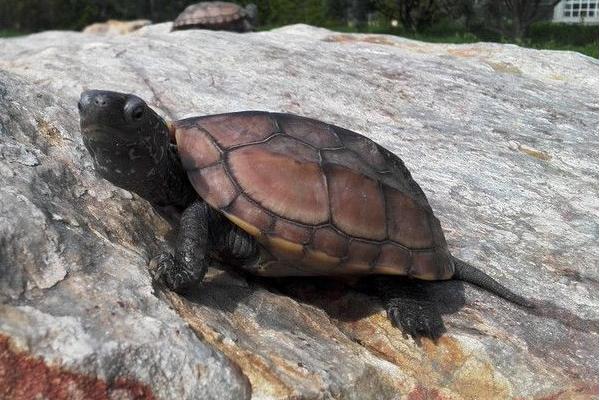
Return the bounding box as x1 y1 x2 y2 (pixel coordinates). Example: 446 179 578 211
160 266 256 314
231 273 467 338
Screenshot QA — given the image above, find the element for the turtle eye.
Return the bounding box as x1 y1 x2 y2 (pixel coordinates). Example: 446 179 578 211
131 105 144 120
124 96 146 122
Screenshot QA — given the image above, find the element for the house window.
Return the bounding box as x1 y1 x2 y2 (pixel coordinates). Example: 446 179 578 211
562 0 599 18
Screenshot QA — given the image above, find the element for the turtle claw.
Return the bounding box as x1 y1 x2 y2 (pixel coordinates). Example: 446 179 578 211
149 252 194 293
149 252 174 286
386 298 445 342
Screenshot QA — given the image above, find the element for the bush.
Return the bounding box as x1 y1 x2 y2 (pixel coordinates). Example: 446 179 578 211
0 29 22 37
251 0 329 27
528 22 599 46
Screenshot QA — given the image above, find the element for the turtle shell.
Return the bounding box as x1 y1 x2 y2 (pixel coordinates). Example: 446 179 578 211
174 112 454 280
172 2 245 31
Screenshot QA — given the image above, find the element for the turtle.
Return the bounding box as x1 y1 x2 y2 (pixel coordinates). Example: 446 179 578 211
78 90 534 339
171 2 258 33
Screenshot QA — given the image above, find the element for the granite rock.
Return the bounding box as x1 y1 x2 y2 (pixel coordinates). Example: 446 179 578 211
83 19 152 35
0 23 597 399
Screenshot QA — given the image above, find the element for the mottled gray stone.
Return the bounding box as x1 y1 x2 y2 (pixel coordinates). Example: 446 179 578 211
0 71 250 399
83 19 152 35
0 23 597 399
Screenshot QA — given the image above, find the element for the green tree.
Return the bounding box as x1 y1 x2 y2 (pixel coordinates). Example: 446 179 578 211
348 0 371 28
0 0 193 32
325 0 349 24
482 0 562 40
438 0 476 30
372 0 441 31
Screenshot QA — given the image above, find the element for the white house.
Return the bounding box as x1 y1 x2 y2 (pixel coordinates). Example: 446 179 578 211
553 0 599 24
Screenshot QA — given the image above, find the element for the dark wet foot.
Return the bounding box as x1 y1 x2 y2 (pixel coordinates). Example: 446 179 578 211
386 297 446 341
149 252 195 293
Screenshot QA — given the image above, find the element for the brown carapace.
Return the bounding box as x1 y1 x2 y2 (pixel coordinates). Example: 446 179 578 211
171 2 256 32
173 112 454 280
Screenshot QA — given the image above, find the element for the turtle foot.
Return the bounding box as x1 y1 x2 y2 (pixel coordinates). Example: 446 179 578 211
149 253 196 293
386 298 446 342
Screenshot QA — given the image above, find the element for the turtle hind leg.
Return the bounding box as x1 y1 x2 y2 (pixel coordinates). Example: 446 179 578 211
387 297 446 341
373 277 446 341
212 218 258 266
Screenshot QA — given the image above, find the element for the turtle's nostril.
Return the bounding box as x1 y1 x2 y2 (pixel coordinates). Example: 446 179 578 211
79 90 97 111
94 97 107 106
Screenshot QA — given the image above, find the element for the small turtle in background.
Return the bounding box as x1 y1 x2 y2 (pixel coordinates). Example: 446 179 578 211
172 2 258 32
78 90 534 340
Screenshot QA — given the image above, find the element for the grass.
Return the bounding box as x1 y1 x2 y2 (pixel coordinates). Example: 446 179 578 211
0 29 24 38
517 40 598 58
306 21 600 59
401 32 598 59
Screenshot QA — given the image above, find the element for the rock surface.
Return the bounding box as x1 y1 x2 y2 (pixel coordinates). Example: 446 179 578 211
0 23 598 399
82 19 152 35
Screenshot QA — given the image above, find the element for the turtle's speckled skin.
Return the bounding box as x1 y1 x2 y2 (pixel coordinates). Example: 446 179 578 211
78 90 533 339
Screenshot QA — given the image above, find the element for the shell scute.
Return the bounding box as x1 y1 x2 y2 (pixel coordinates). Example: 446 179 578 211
276 113 342 148
333 126 388 170
175 122 221 170
385 186 434 249
225 195 273 235
410 249 452 280
188 164 237 208
375 244 411 275
325 164 387 241
227 135 329 225
312 227 348 258
197 112 276 149
321 148 379 181
272 219 312 244
344 240 380 272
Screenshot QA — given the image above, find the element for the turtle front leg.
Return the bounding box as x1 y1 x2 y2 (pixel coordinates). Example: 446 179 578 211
150 200 212 292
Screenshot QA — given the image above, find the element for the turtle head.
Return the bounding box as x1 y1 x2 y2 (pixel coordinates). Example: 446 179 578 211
245 3 258 24
78 90 176 203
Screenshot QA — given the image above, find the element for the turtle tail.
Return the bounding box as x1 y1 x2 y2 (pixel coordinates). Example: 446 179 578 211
452 256 535 308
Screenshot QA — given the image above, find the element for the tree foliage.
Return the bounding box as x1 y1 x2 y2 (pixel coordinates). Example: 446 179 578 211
481 0 562 39
373 0 442 32
0 0 588 45
0 0 350 32
397 0 440 32
438 0 476 30
248 0 330 27
0 0 191 31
